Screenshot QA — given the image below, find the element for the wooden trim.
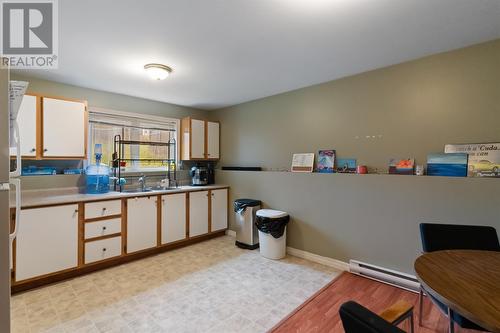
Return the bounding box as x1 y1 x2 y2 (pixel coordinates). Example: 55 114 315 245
77 202 84 267
189 118 193 160
186 192 190 238
37 95 43 159
227 188 230 231
12 266 79 287
208 190 212 233
122 199 127 255
11 230 226 294
84 214 122 223
25 92 87 104
204 120 208 159
84 233 122 243
83 105 88 159
157 195 162 246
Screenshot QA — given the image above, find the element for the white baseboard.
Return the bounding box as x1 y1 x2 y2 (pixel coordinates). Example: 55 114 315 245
225 230 348 271
286 247 350 272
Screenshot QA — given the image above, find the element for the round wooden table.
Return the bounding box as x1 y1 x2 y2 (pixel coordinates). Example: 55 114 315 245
414 250 500 333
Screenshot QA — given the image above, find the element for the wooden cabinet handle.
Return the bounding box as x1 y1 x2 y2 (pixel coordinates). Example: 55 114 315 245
30 148 36 152
102 226 107 230
102 248 107 252
43 149 48 152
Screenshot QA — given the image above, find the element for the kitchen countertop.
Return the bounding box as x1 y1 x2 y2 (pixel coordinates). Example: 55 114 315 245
10 184 229 209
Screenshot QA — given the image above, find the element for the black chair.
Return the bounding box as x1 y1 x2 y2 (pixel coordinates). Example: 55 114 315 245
339 301 406 333
419 223 500 333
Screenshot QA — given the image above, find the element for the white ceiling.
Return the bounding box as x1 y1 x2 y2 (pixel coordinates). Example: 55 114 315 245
14 0 500 110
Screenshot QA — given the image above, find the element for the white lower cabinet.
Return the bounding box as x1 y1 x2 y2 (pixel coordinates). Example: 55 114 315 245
85 237 122 264
127 197 157 253
211 189 228 231
161 193 186 244
189 191 209 237
15 205 78 281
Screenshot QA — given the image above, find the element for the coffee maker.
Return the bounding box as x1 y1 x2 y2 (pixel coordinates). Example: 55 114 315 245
190 163 215 186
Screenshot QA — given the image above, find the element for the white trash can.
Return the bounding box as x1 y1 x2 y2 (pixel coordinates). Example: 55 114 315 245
256 209 289 260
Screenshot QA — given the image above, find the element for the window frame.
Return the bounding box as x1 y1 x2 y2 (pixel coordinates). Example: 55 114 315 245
87 107 180 174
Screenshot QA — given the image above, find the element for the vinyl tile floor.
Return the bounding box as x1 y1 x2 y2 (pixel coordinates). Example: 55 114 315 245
10 236 340 333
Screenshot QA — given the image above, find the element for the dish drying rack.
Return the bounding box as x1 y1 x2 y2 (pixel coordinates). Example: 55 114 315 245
112 134 177 192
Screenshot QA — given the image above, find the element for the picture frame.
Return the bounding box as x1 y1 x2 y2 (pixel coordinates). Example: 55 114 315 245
291 153 315 173
317 150 336 173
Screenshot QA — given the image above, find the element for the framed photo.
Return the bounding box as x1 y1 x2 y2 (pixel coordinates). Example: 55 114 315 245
336 158 356 173
291 153 315 173
317 150 336 173
389 158 414 175
445 143 500 177
427 153 468 177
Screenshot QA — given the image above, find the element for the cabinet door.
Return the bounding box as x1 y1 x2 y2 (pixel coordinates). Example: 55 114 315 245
10 94 37 157
211 189 228 232
191 119 205 159
15 205 78 281
189 191 209 237
42 97 86 158
161 193 186 244
207 121 220 159
127 197 157 253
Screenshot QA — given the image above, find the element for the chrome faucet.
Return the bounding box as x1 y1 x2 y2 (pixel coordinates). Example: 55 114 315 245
138 174 146 192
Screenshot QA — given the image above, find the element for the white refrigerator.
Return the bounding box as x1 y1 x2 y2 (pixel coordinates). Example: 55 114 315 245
1 67 26 333
0 64 11 333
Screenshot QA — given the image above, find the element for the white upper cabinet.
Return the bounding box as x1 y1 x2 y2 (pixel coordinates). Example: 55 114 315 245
181 117 220 160
161 193 187 244
42 97 87 158
189 191 209 237
191 119 205 159
207 121 220 159
211 189 228 232
127 196 157 253
10 94 37 157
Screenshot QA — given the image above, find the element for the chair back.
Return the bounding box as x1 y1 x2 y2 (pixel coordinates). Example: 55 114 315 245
339 301 405 333
419 223 500 253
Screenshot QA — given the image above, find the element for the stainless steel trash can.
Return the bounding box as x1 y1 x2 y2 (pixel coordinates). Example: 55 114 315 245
234 199 261 249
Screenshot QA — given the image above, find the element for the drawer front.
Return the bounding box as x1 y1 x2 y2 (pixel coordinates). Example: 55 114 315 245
84 218 121 239
85 237 121 264
85 200 121 219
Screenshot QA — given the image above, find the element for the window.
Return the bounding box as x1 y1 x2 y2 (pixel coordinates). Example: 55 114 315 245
88 109 178 172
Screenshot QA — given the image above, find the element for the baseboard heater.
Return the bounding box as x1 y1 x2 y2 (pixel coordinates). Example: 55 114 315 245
349 260 420 293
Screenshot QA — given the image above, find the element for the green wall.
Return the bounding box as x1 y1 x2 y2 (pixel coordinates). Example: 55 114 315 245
213 39 500 274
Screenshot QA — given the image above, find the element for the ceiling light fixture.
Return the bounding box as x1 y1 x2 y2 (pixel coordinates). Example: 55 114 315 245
144 63 172 80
